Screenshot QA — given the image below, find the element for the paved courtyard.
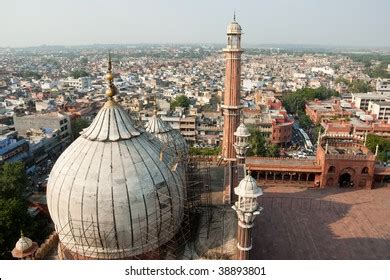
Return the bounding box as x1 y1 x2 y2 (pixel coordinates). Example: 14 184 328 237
252 186 390 259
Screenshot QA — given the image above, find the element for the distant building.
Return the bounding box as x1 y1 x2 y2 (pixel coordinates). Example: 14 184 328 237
0 137 29 163
376 78 390 94
13 112 72 145
351 93 389 111
35 99 57 112
368 101 390 121
305 98 352 124
179 116 196 144
247 133 390 189
60 77 91 90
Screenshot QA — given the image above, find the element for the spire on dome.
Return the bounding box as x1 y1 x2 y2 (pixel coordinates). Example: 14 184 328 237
233 11 236 21
105 52 117 99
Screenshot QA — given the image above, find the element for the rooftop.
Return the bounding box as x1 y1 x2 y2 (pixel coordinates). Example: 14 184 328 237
252 186 390 259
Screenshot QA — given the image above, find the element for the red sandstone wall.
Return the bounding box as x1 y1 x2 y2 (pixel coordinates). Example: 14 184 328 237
271 122 293 145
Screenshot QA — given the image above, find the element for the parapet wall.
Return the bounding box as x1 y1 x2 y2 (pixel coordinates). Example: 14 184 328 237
34 232 59 260
325 154 376 161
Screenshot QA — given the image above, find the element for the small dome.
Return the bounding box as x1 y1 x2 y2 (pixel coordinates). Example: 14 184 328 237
227 20 242 34
234 123 250 138
15 236 33 252
234 174 263 198
145 114 188 158
12 232 38 259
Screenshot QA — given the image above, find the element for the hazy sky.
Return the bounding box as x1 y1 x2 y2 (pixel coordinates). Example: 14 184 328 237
1 0 389 47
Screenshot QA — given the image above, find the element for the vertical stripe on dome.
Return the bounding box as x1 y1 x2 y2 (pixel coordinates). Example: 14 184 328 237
54 138 87 231
67 139 97 247
48 138 82 221
109 108 120 141
79 141 100 248
84 108 106 140
118 141 134 247
98 108 110 141
82 141 105 248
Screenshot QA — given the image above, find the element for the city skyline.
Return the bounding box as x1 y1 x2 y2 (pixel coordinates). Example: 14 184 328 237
1 0 390 48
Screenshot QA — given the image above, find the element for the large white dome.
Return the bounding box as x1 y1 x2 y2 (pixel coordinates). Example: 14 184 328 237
47 62 185 259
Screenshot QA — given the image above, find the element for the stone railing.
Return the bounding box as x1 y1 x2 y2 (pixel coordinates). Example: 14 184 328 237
34 232 59 259
325 154 375 161
246 156 317 163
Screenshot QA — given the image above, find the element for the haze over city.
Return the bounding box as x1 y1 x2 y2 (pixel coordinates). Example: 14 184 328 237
1 0 390 48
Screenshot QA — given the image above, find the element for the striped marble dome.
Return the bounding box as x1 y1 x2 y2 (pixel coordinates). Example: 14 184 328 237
145 113 188 160
47 59 185 259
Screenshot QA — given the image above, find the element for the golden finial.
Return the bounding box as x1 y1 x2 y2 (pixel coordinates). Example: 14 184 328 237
108 52 112 72
20 230 24 238
105 52 116 99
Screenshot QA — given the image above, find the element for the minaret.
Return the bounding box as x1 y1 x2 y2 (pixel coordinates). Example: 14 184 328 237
232 172 263 260
222 14 243 204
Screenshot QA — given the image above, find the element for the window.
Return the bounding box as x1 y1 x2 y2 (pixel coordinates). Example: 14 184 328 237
328 166 335 173
362 167 369 174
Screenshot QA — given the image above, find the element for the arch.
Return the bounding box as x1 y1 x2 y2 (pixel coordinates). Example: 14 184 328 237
340 167 355 177
362 167 369 174
339 172 352 188
328 166 336 173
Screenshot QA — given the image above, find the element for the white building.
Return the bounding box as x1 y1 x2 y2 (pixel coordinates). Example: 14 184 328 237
60 77 91 90
369 101 390 120
376 78 390 94
351 92 390 111
311 66 335 76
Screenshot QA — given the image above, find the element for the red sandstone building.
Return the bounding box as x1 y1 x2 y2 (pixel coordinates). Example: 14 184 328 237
246 133 390 188
306 97 390 140
222 16 243 203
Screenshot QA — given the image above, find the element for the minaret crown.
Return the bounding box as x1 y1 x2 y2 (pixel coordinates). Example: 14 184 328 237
226 15 242 49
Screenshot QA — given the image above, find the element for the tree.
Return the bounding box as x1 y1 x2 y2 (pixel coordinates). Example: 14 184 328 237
247 128 267 156
0 198 29 259
72 118 90 139
80 57 88 65
0 162 28 199
335 78 373 93
347 80 373 93
266 144 280 157
298 114 313 130
189 146 221 156
0 162 29 259
0 163 52 259
366 134 390 162
170 95 190 110
70 69 89 79
281 87 339 115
